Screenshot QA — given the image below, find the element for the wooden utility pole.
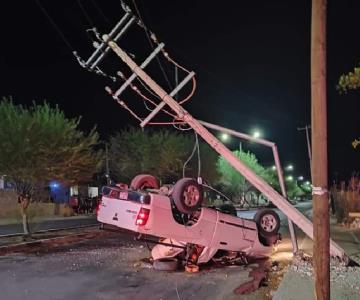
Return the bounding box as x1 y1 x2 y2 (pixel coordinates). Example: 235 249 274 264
311 0 329 299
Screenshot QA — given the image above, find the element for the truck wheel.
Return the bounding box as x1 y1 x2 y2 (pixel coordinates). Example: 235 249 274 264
171 178 203 214
153 258 178 271
254 209 280 237
130 174 159 190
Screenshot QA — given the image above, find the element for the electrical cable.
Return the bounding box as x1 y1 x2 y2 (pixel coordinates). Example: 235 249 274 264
130 83 177 118
195 133 201 178
148 121 186 125
90 0 111 27
120 0 196 107
130 0 173 91
136 77 162 99
182 132 199 178
34 0 75 53
114 98 143 122
77 0 95 27
173 122 192 131
150 34 197 105
201 183 234 204
117 72 177 118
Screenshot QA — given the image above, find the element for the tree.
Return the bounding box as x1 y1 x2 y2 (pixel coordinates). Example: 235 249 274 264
337 65 360 93
337 67 360 149
0 98 103 235
109 128 219 184
285 180 305 200
216 150 277 204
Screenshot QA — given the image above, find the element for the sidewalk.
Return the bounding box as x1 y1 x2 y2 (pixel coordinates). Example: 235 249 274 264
273 216 360 299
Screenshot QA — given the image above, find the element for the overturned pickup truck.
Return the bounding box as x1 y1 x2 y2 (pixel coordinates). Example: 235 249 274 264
97 174 280 269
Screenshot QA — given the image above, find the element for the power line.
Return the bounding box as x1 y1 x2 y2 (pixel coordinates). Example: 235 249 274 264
34 0 75 53
77 0 95 28
130 0 173 91
90 0 111 27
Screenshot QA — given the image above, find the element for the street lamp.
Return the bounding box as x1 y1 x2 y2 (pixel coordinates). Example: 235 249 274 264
298 176 304 181
271 165 276 171
286 164 294 171
286 175 293 181
220 133 230 142
252 130 261 139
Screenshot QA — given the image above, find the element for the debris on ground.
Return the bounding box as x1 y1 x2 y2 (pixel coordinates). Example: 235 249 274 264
349 217 360 229
233 259 267 295
289 252 360 293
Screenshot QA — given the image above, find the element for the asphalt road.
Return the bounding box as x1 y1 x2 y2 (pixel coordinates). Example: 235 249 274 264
0 200 358 300
0 216 99 236
0 231 264 300
237 200 313 224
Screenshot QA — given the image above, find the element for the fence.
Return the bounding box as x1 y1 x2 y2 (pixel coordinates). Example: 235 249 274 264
331 177 360 224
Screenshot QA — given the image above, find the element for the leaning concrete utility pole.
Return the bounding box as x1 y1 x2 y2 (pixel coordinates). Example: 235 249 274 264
311 0 330 299
103 36 346 258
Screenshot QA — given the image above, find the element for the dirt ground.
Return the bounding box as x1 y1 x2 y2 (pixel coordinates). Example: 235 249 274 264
0 230 289 300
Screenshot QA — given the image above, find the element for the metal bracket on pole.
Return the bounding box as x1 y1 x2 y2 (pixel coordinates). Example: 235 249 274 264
111 42 165 98
75 13 135 72
140 71 195 127
89 17 136 70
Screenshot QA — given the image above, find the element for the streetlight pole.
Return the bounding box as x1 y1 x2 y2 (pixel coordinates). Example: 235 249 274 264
297 125 312 180
105 144 111 185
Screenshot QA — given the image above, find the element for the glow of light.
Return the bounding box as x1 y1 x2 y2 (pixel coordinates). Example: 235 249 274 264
253 131 261 139
298 176 304 180
220 133 230 142
271 165 276 171
286 164 294 171
50 181 59 189
305 181 311 185
271 251 294 261
286 176 293 181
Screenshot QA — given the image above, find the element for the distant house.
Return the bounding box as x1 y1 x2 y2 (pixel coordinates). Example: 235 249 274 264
49 181 99 204
49 181 69 204
0 176 4 189
0 176 14 190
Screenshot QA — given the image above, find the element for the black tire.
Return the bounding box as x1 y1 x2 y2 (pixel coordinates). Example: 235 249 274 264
153 258 178 271
130 174 160 190
171 178 203 214
254 209 280 237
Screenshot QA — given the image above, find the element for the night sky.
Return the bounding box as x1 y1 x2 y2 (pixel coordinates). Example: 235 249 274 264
1 1 360 182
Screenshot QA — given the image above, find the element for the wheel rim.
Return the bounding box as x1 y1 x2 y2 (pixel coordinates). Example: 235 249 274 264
183 185 200 207
260 214 278 232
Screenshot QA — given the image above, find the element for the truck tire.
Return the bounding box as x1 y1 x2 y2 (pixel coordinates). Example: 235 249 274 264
130 174 159 190
171 178 203 214
254 209 280 237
